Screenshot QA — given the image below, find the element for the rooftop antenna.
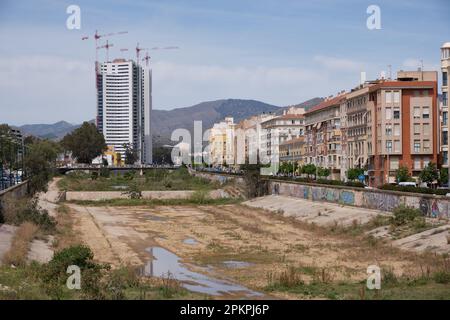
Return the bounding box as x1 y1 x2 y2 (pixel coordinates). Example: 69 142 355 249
388 64 392 80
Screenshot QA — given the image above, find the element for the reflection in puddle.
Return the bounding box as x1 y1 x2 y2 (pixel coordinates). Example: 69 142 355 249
143 247 262 297
183 238 198 245
222 260 253 269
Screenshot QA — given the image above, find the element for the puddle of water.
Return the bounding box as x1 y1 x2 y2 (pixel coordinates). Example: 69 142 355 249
183 238 198 245
144 214 167 221
222 260 253 269
143 247 262 297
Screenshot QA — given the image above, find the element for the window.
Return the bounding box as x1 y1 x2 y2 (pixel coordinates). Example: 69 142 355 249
414 140 421 153
385 124 392 136
444 111 448 126
414 124 421 135
394 124 400 136
394 140 400 153
386 140 392 153
444 92 448 107
393 91 400 103
413 107 421 119
422 107 429 119
393 109 400 119
385 91 392 103
443 131 448 145
423 157 430 167
443 72 448 87
414 158 421 170
423 140 430 152
386 108 392 120
390 158 399 170
444 151 448 165
423 123 430 135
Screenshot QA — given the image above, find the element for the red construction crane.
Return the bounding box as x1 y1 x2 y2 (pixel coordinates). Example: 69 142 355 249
135 43 148 65
81 30 128 61
97 40 114 62
141 46 180 66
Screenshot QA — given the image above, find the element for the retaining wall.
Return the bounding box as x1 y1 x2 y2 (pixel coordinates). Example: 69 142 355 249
0 181 29 221
190 171 245 185
268 180 450 219
65 189 229 201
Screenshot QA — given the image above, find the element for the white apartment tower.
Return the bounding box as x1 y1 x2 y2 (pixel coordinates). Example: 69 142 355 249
96 59 152 164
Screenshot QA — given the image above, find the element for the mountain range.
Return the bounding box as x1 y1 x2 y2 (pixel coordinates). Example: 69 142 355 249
13 97 323 144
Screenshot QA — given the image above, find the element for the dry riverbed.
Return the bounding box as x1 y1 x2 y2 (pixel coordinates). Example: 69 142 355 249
65 198 450 299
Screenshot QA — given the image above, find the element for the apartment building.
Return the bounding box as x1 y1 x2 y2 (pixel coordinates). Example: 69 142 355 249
96 58 152 164
233 114 276 165
279 136 306 168
440 42 450 170
304 94 345 180
209 117 235 165
366 73 438 186
261 112 305 173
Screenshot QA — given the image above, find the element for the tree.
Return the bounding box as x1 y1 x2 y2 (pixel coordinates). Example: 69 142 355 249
123 143 138 165
302 163 316 179
24 139 60 194
61 122 106 164
347 168 364 181
395 165 411 183
317 167 331 179
419 162 439 186
439 167 448 186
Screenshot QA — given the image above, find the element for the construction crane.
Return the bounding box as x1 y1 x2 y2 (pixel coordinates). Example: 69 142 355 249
97 40 114 62
81 30 128 61
135 43 148 65
141 46 180 66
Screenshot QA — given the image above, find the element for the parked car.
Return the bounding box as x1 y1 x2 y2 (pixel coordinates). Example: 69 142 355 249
398 181 417 187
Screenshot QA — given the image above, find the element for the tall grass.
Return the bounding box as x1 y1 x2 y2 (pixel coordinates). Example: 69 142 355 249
2 222 38 266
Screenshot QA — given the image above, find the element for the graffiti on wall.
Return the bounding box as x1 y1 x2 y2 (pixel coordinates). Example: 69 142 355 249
362 192 399 211
340 191 355 205
267 180 450 219
419 198 430 216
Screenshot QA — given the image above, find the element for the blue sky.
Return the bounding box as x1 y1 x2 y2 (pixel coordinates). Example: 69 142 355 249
0 0 449 125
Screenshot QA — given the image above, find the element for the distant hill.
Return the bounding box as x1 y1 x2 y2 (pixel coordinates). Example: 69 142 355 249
152 99 281 144
283 97 324 112
15 97 323 144
16 121 81 140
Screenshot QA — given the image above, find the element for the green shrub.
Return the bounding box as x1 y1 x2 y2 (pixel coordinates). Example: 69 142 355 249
122 183 142 199
391 205 423 226
6 198 56 233
100 167 110 178
379 184 450 195
43 245 109 299
433 271 450 284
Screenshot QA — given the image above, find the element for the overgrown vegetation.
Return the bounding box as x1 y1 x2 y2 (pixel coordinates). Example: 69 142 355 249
0 244 197 300
67 195 241 207
57 167 218 192
265 257 450 299
2 222 38 266
1 197 55 232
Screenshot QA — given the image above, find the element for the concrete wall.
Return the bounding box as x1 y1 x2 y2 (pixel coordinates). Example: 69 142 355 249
65 189 229 201
268 180 450 219
190 171 245 185
0 181 29 221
